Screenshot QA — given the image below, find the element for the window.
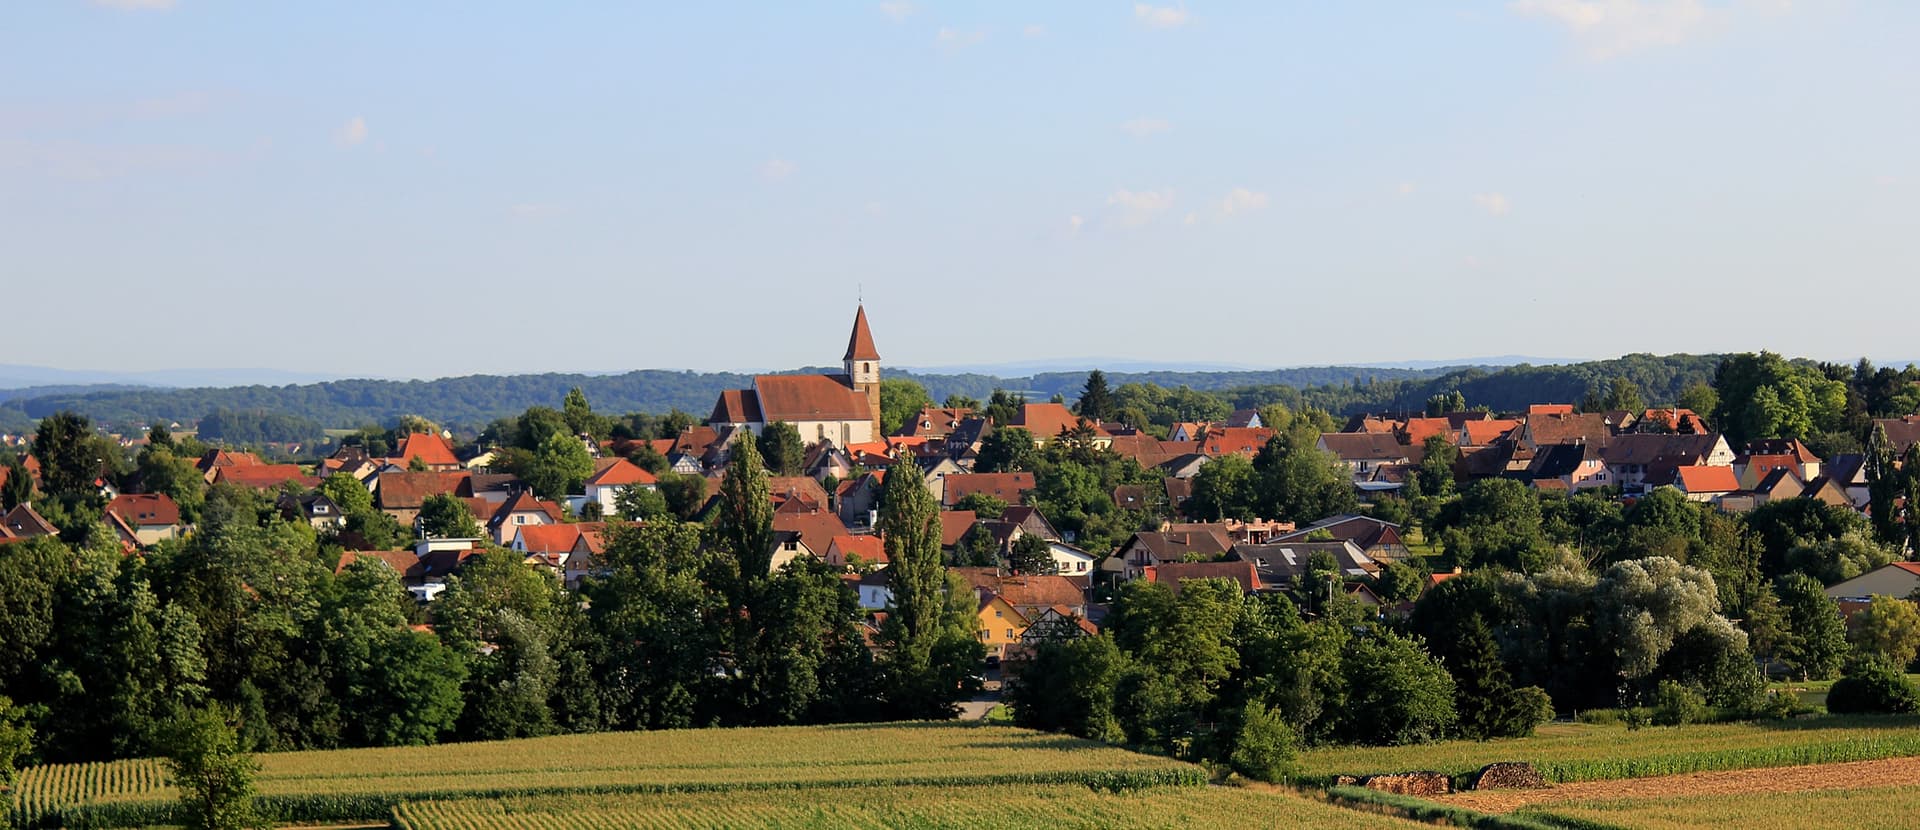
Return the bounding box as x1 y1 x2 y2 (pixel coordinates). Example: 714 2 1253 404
994 609 1003 617
1005 628 1015 639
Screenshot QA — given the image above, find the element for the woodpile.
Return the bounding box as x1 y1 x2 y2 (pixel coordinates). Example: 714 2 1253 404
1468 762 1547 790
1332 775 1360 787
1359 771 1453 797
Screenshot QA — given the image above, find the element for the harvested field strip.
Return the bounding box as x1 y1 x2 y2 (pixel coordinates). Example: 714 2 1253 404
1449 755 1920 814
1298 715 1920 784
1521 782 1920 830
390 784 1434 830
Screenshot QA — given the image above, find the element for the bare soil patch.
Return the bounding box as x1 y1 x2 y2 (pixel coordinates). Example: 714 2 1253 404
1445 755 1920 813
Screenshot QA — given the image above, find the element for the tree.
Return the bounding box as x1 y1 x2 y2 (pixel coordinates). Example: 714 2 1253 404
561 387 607 439
877 461 982 718
1865 424 1904 547
160 706 267 830
417 493 482 539
1 456 30 509
879 379 934 435
974 428 1038 474
756 422 806 476
1188 455 1255 521
1849 595 1920 668
1008 533 1057 575
1434 479 1551 573
1412 435 1458 500
1826 658 1920 714
984 389 1025 427
716 437 775 580
614 484 671 521
1775 573 1850 680
521 430 593 501
0 694 30 788
1426 390 1466 417
1676 381 1718 418
1077 369 1114 423
1227 702 1297 782
33 411 112 500
1337 629 1457 745
1593 557 1723 680
1006 635 1126 743
951 492 1007 520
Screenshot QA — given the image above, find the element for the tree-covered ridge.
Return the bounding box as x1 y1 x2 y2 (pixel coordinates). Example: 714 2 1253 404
0 356 1738 436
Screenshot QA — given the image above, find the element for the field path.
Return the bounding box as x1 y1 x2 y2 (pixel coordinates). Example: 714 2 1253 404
1445 755 1920 813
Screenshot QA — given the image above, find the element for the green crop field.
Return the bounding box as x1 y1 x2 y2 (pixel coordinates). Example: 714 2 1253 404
391 785 1430 830
7 723 1202 828
1298 714 1920 784
1525 785 1920 830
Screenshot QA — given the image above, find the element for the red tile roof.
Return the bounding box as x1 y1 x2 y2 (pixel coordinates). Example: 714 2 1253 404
1676 465 1740 494
1462 419 1522 446
1011 403 1097 439
1200 427 1275 459
844 305 881 361
1142 561 1262 596
752 375 872 422
393 433 460 468
938 510 976 546
1400 417 1456 446
1529 404 1576 416
213 464 320 490
107 493 181 527
827 534 887 565
516 523 583 554
376 471 472 509
335 549 422 580
587 457 657 487
941 473 1037 507
773 509 849 556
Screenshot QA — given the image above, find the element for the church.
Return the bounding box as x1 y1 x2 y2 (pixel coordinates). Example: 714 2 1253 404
707 306 884 447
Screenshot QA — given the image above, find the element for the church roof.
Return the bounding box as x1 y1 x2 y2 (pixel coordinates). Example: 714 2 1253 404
844 305 880 361
753 375 872 422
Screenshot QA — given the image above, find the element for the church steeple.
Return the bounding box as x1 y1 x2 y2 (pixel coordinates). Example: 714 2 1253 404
843 305 882 438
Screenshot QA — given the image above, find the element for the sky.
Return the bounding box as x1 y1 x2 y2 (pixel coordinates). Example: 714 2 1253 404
3 1 1918 380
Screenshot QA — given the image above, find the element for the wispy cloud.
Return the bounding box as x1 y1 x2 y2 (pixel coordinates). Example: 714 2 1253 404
1107 188 1174 226
1509 0 1723 59
1398 181 1417 197
1022 24 1048 38
334 116 368 147
877 1 914 23
1218 187 1269 216
1475 192 1512 216
935 27 987 51
91 0 176 10
1120 117 1171 137
761 158 796 181
1068 214 1085 233
1134 3 1190 29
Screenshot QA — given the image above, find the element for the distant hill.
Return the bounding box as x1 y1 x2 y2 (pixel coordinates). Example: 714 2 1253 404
0 356 1727 436
0 364 347 391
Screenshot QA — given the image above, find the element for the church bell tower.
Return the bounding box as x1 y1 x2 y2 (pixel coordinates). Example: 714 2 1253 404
844 305 882 439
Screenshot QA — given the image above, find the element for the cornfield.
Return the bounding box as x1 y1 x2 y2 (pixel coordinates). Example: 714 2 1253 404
1298 714 1920 784
390 784 1432 830
9 723 1203 828
1525 784 1920 830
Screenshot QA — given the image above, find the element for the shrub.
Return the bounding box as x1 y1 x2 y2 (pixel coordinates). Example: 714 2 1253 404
1827 659 1920 715
1228 703 1297 783
1650 681 1706 727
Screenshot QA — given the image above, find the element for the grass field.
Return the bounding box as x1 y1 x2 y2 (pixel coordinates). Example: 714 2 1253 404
8 723 1201 828
1298 714 1920 784
1769 674 1920 711
1524 784 1920 830
391 785 1431 830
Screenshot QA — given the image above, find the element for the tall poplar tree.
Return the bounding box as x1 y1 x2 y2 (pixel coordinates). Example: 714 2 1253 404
877 459 982 717
717 437 774 581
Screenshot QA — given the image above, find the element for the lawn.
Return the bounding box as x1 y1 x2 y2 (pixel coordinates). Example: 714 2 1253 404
392 784 1431 830
1297 714 1920 784
8 723 1201 828
1769 674 1920 711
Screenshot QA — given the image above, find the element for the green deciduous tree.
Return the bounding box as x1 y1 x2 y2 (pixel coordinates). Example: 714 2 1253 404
1849 595 1920 668
755 422 805 476
1188 454 1255 521
1774 573 1851 680
417 493 483 539
974 427 1037 473
1 456 30 509
879 379 934 435
160 706 267 830
1008 533 1057 576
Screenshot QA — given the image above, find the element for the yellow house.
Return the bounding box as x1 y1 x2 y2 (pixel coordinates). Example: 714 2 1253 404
976 592 1029 659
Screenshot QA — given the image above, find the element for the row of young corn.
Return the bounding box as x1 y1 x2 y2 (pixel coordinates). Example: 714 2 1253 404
14 766 1207 829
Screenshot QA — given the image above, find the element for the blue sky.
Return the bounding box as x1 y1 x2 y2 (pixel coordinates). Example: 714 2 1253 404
3 1 1916 379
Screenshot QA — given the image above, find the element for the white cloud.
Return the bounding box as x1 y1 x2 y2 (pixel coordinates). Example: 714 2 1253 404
334 116 368 147
1068 214 1084 232
1106 188 1174 226
1218 187 1269 215
1022 24 1048 38
1398 181 1417 196
761 158 796 181
1183 212 1199 226
1509 0 1717 59
1120 117 1171 137
935 27 986 51
1474 192 1512 216
91 0 175 10
877 2 913 23
1134 3 1190 29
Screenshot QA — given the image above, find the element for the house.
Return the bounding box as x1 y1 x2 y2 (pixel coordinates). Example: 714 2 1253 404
336 539 482 602
1226 539 1379 588
512 521 623 586
940 472 1037 508
1735 453 1804 490
1008 403 1110 446
1399 417 1457 447
837 472 885 527
1820 454 1872 509
1197 427 1276 460
276 491 344 530
975 593 1029 660
209 464 320 491
1672 465 1741 503
937 509 976 552
855 569 893 610
1157 454 1211 480
1316 433 1416 483
1639 408 1710 434
1141 561 1264 596
388 432 462 471
1019 606 1099 644
1751 467 1805 505
768 476 833 512
486 489 564 545
1271 515 1408 563
1111 528 1233 579
0 504 58 540
105 493 184 546
770 508 849 572
1524 442 1611 491
802 441 855 483
1459 419 1522 448
1741 439 1822 481
896 407 974 439
196 449 264 482
1521 413 1614 451
1601 433 1734 492
1875 416 1920 456
374 470 473 525
950 569 1089 619
580 457 657 516
1040 541 1099 579
825 534 887 569
1825 562 1920 604
708 306 885 447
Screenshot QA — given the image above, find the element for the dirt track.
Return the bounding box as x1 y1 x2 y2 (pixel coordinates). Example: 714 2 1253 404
1444 755 1920 813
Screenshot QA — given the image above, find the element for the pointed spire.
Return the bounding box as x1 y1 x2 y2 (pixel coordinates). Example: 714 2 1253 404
844 304 880 361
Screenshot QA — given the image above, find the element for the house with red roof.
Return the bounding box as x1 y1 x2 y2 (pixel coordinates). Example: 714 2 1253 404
770 508 851 572
106 493 184 546
487 489 565 545
388 432 462 471
939 472 1037 509
825 534 887 569
210 464 321 491
708 306 885 449
1008 403 1111 446
1673 465 1741 503
579 456 657 516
